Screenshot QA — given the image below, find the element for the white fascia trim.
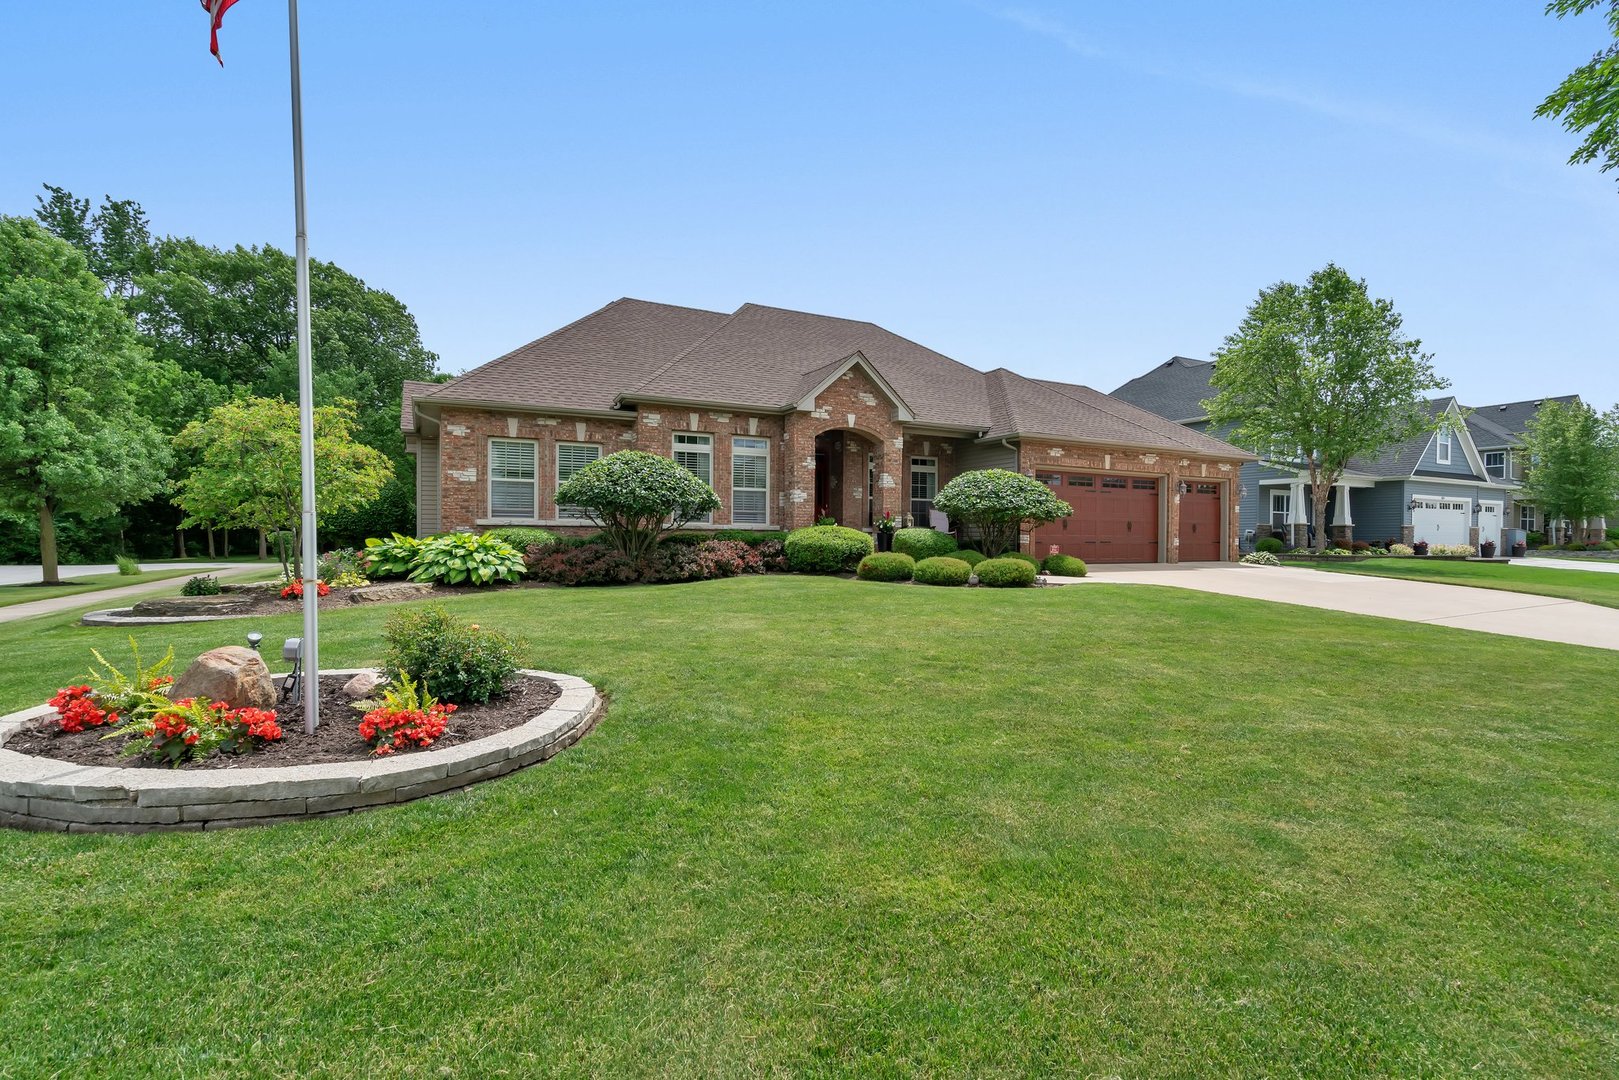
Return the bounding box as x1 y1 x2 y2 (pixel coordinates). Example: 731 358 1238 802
794 352 917 422
418 397 632 422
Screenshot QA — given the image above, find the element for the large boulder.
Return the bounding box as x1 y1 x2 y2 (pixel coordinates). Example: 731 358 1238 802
170 646 277 710
351 581 435 604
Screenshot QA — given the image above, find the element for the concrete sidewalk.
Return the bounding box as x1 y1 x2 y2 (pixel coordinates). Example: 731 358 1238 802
0 564 263 624
1061 563 1619 651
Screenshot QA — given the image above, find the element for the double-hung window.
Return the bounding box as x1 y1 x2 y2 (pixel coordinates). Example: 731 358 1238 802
673 432 714 523
731 437 769 525
1484 450 1506 479
488 438 539 519
910 457 938 524
1519 504 1535 532
1270 491 1290 530
555 442 601 520
1436 428 1453 465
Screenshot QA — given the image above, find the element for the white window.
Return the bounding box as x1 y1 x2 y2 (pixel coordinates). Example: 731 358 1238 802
555 442 601 520
1270 491 1290 530
1519 504 1535 532
1436 428 1452 465
910 457 938 523
731 436 769 525
488 438 538 519
673 432 714 524
1484 451 1506 479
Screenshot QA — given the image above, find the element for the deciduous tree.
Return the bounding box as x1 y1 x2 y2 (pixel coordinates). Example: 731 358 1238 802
1518 399 1619 538
1536 0 1619 187
1203 263 1450 552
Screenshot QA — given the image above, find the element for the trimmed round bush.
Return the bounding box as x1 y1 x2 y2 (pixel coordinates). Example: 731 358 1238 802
1255 537 1286 555
913 556 972 586
952 549 987 567
892 527 957 560
784 525 875 574
1003 551 1040 569
931 469 1072 557
856 552 915 582
1042 553 1087 577
974 557 1038 588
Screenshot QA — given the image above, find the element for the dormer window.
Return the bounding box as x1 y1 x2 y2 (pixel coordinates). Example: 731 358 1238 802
1436 428 1452 465
1485 451 1506 480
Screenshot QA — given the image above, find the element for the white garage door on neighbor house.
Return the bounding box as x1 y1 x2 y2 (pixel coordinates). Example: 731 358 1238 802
1411 497 1470 547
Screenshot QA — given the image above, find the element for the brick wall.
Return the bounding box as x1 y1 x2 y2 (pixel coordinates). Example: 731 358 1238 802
781 365 906 531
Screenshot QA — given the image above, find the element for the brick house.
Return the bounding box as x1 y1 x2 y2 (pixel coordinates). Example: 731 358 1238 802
401 299 1255 563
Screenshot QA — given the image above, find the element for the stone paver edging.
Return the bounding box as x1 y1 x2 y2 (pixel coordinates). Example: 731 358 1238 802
0 669 602 833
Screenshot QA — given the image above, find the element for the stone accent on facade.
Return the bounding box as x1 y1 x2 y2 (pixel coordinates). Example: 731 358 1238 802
782 365 906 531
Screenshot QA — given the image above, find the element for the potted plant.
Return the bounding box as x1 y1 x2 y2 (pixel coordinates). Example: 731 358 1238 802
1413 540 1429 557
1512 540 1527 557
874 509 897 552
1480 539 1497 559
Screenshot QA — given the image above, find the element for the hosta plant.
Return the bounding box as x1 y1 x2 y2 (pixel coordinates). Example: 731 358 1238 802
363 532 422 578
407 532 526 585
110 698 282 766
357 672 456 756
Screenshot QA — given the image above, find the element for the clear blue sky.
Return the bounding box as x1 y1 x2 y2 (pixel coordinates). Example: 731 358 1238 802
3 2 1614 407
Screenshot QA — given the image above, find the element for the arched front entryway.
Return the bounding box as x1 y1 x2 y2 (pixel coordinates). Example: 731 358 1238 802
812 429 885 527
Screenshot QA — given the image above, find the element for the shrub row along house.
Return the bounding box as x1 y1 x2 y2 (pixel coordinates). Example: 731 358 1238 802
402 299 1254 563
1113 356 1592 550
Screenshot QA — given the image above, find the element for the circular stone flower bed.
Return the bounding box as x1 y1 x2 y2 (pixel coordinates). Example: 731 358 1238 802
81 579 523 626
0 669 602 833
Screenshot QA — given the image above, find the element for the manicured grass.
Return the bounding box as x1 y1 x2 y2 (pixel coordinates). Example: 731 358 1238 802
2 578 1616 1076
1285 556 1619 610
0 567 205 609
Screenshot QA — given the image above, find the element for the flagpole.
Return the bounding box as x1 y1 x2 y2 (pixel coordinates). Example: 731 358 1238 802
287 0 320 734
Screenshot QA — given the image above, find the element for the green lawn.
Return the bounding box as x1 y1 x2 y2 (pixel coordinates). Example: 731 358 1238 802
0 567 206 609
2 578 1616 1076
1284 556 1619 610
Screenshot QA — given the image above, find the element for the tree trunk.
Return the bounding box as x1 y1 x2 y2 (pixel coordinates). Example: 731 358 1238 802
206 528 216 558
175 527 185 559
258 528 268 561
38 499 60 585
222 528 230 558
1311 487 1331 552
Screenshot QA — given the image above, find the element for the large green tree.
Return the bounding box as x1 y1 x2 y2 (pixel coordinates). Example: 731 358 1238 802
172 396 393 578
1203 263 1450 552
1537 0 1619 187
0 217 172 582
1519 399 1619 539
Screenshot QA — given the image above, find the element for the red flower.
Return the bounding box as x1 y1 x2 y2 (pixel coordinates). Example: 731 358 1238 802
357 702 453 756
48 685 112 733
280 579 332 599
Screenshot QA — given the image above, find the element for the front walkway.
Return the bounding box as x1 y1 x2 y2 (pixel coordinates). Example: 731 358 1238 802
0 564 258 624
1055 563 1619 651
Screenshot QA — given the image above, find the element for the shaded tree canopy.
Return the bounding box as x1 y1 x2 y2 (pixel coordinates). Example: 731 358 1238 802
1536 0 1619 186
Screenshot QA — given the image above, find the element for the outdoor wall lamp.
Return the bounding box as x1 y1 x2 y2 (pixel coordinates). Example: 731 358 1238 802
1177 481 1190 495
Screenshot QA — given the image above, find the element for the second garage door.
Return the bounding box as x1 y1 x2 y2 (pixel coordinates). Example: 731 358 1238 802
1178 482 1223 561
1033 473 1160 563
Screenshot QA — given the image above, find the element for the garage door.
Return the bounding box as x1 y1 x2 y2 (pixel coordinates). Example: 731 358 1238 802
1032 472 1160 563
1178 482 1222 561
1411 497 1470 548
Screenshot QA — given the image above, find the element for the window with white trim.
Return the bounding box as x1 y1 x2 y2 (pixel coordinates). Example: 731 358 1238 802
1484 450 1506 479
673 432 714 524
1436 428 1452 465
1519 504 1535 532
910 457 938 524
731 436 769 525
488 438 538 519
1270 491 1290 530
555 442 601 520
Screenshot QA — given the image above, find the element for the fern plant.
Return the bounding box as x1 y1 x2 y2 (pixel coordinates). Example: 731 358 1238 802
87 638 176 720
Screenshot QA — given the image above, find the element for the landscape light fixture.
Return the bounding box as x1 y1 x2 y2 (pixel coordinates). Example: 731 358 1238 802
246 632 263 652
281 637 304 703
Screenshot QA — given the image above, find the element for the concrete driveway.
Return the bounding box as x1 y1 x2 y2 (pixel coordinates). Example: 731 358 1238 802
1066 563 1619 651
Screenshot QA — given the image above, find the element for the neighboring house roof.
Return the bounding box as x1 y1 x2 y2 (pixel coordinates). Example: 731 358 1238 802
405 299 1254 459
1109 356 1215 421
1470 395 1581 441
1463 410 1518 450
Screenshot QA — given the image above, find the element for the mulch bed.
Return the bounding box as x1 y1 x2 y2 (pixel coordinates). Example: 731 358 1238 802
212 580 521 615
4 672 559 770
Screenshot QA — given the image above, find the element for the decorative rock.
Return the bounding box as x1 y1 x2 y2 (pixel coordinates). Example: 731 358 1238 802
169 647 276 710
131 594 255 617
341 671 383 699
352 582 435 604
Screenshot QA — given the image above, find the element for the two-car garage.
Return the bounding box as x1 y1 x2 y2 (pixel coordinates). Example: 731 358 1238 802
1030 471 1225 564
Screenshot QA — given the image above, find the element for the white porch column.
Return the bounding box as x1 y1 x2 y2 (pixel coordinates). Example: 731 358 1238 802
1288 480 1307 525
1333 482 1353 527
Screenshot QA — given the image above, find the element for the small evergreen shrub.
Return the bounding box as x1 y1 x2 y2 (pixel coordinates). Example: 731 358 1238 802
974 557 1038 588
481 526 558 552
1565 541 1588 551
383 605 521 705
181 574 222 596
1526 531 1545 548
931 469 1071 557
856 552 916 582
913 556 972 586
951 549 987 567
1255 537 1286 555
554 450 721 559
1042 554 1087 577
784 525 874 574
1002 551 1040 568
892 527 957 560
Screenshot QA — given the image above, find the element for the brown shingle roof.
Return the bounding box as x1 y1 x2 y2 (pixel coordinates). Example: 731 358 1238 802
417 298 1252 459
401 379 441 432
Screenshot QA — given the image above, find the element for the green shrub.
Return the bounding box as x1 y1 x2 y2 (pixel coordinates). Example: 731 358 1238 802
1599 540 1619 552
952 549 987 567
856 552 915 582
1526 531 1545 547
383 605 521 705
408 532 526 585
554 450 721 559
363 533 422 578
662 530 783 547
784 525 874 573
481 526 557 552
913 556 972 586
1609 528 1619 543
317 547 368 583
931 469 1071 557
1042 554 1087 576
115 554 140 576
892 527 957 560
1255 537 1286 555
180 574 221 596
1566 541 1588 552
974 557 1038 588
1003 552 1040 568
